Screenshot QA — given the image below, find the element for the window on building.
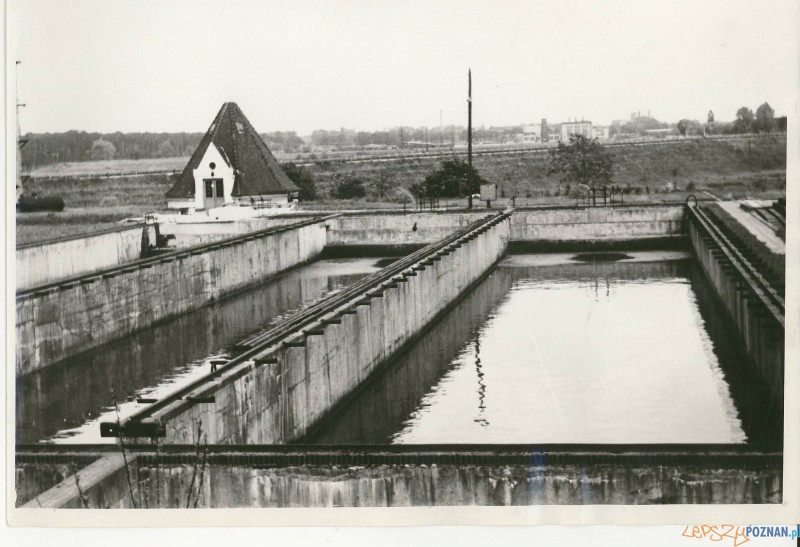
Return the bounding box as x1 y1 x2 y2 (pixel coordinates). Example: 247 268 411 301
215 179 224 197
205 180 214 198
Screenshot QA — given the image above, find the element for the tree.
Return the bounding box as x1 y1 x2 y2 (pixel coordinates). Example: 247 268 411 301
754 102 775 132
282 162 316 200
417 158 489 199
157 140 175 157
547 134 613 189
333 174 366 199
677 119 691 137
369 168 397 199
89 138 116 161
733 107 755 133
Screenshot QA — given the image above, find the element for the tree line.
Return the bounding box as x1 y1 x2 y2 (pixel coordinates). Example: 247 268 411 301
20 130 306 169
20 101 785 169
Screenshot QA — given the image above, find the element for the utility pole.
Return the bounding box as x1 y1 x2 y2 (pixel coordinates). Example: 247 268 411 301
467 69 473 209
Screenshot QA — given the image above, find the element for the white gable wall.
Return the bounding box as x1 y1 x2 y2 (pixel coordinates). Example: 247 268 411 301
192 143 235 209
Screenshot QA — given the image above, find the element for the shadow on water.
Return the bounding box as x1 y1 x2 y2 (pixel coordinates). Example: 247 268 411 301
686 261 782 445
307 257 780 446
306 268 515 444
16 261 377 444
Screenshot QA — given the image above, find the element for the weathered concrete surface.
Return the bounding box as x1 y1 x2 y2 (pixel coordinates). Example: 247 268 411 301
20 455 781 507
708 202 785 289
326 211 487 246
158 216 306 247
16 225 145 290
323 206 685 253
19 453 135 509
15 221 327 376
137 462 780 506
688 217 784 406
510 205 684 242
146 217 511 445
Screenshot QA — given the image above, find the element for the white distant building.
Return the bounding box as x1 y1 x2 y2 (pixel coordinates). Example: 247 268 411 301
521 124 542 143
594 126 610 139
561 119 593 140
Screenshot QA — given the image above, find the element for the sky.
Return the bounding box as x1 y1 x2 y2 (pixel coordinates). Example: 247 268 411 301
11 0 800 135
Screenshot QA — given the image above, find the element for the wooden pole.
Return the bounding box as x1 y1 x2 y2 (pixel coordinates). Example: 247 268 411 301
467 69 473 209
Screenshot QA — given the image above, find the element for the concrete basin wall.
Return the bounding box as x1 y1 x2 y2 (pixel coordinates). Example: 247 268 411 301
15 221 328 376
134 461 780 506
153 217 511 445
21 455 781 508
322 206 685 252
510 205 684 242
689 220 784 404
16 225 145 290
326 211 488 246
158 217 306 248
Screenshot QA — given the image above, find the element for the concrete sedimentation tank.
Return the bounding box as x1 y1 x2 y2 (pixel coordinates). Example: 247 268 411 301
14 202 785 508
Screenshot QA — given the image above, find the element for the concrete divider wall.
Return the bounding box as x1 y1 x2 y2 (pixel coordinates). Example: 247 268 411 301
510 205 684 241
688 220 784 403
158 216 305 248
15 221 327 376
153 217 511 445
326 211 487 246
16 225 145 290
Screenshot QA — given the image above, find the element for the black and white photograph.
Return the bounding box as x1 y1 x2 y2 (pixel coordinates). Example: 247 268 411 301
6 0 799 533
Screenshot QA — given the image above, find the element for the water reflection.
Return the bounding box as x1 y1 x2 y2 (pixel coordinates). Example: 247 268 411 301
16 259 382 444
310 253 777 445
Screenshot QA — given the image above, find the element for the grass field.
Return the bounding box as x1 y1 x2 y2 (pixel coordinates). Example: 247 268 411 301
16 136 786 246
28 157 190 178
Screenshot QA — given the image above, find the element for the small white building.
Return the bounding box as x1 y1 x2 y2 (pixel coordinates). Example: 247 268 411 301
166 102 299 211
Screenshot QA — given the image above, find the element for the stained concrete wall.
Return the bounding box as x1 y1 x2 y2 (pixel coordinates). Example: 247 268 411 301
150 217 511 445
16 225 145 290
158 216 307 248
15 221 328 376
688 218 784 405
137 462 780 506
326 211 488 246
510 205 684 243
323 206 685 251
20 456 781 507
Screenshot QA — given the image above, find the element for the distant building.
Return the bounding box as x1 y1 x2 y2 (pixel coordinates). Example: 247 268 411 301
561 119 593 140
166 102 299 211
594 126 610 140
521 124 542 143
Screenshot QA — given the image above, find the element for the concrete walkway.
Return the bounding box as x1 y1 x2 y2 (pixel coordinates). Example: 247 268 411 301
718 201 784 255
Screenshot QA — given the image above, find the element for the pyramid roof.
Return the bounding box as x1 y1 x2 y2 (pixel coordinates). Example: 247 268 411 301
166 102 298 199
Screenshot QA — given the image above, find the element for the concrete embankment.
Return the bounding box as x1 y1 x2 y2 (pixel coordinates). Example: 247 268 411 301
118 213 511 445
16 224 145 290
687 207 784 407
18 445 781 507
15 219 328 376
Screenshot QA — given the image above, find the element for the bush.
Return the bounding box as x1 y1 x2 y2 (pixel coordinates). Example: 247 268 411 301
18 195 65 212
333 174 366 199
685 181 696 192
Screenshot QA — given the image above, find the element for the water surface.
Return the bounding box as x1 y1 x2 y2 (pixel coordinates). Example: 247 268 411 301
311 252 772 445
